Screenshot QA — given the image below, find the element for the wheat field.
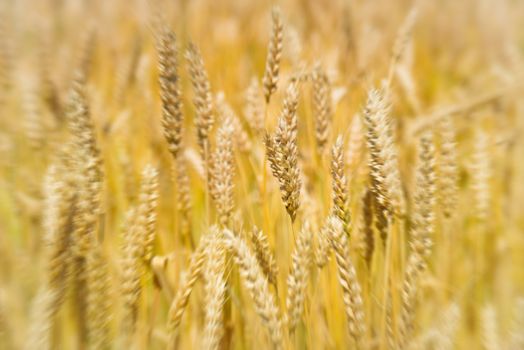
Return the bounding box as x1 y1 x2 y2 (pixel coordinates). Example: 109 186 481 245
1 0 524 349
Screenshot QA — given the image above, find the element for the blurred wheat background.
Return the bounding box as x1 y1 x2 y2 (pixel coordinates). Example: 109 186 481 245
0 0 524 349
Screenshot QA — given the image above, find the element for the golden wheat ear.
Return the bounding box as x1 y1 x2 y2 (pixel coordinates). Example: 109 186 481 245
223 229 284 348
202 227 227 350
86 244 111 350
331 136 351 238
249 226 278 286
327 217 366 346
166 233 211 347
362 87 405 219
266 82 301 223
186 41 214 159
311 65 332 154
208 117 235 228
262 6 284 104
157 25 184 160
286 221 312 333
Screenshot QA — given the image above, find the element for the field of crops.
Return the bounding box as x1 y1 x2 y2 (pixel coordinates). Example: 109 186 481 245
1 0 524 349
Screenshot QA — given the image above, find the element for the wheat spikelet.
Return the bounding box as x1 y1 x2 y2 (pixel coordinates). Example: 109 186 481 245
223 229 283 348
249 226 278 285
244 77 265 134
262 7 283 103
166 234 211 345
438 116 459 219
86 244 111 350
157 25 184 159
362 88 405 217
287 221 312 333
331 135 351 238
311 65 332 153
209 117 235 227
265 83 301 222
186 42 214 157
328 217 366 345
202 227 227 350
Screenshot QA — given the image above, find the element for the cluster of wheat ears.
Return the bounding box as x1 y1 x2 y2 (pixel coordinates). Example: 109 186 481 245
1 0 524 349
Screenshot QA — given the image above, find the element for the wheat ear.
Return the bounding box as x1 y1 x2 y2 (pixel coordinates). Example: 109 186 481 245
331 135 351 238
362 88 405 218
209 117 235 227
265 82 301 222
157 25 184 159
287 221 312 333
166 234 211 346
328 217 366 345
186 41 214 158
311 65 332 153
249 226 279 286
86 244 111 350
262 7 283 103
223 229 283 348
202 228 227 350
398 132 436 348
